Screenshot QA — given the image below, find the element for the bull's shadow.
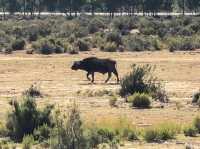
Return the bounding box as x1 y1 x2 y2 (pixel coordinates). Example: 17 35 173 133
78 80 119 86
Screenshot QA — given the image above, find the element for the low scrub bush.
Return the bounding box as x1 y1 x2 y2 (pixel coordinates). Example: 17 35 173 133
109 96 117 107
144 123 178 142
6 95 54 141
0 31 13 51
102 42 117 52
0 122 8 137
11 39 25 51
184 126 198 137
32 39 55 55
22 135 34 149
167 36 195 52
192 91 200 104
23 84 42 97
123 35 161 51
86 116 138 146
33 124 51 142
120 64 167 103
50 103 88 149
88 17 105 34
2 47 13 54
64 43 78 54
193 116 200 133
106 32 122 46
112 16 137 31
75 39 90 51
128 93 151 108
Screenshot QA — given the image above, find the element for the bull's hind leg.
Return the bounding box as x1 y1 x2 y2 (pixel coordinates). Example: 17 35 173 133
113 69 120 83
105 72 112 83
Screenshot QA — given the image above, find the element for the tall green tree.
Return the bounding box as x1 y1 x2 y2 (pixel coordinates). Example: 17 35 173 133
0 0 6 19
177 0 186 15
162 0 174 13
185 0 199 13
7 0 20 14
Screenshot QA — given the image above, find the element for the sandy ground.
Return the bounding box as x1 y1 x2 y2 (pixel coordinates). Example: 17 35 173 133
0 50 200 148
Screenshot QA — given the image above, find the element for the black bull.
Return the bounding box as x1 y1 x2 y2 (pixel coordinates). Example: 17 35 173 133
71 57 120 83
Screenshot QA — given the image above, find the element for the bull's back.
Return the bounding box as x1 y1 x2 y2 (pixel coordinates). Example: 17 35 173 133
82 57 116 73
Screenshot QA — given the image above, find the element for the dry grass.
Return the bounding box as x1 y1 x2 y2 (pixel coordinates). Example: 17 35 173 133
0 50 200 148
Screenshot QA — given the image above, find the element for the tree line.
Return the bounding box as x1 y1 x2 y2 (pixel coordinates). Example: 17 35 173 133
0 0 199 17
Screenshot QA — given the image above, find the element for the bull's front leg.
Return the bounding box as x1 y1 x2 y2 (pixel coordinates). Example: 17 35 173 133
105 72 112 83
91 72 95 83
86 72 91 81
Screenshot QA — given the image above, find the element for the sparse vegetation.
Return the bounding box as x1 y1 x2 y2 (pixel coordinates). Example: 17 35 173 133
11 39 26 51
102 42 117 52
128 93 151 108
120 64 168 104
143 123 179 142
6 95 54 141
0 16 200 54
23 84 42 98
123 35 161 51
192 91 200 104
193 116 200 133
184 126 198 137
22 135 34 149
109 96 118 107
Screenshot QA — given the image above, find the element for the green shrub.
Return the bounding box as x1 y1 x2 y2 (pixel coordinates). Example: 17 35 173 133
85 126 119 148
0 31 13 51
54 45 65 54
139 18 164 36
6 95 54 141
58 21 79 38
32 39 56 55
128 93 151 108
184 126 198 137
102 42 117 52
23 21 51 38
28 33 38 42
50 104 87 149
193 116 200 133
23 84 42 98
123 35 161 51
74 26 89 38
167 36 195 52
144 129 158 142
120 64 163 98
11 39 25 51
22 135 34 149
192 91 200 103
63 42 78 54
106 32 122 46
2 47 13 54
109 96 117 107
193 35 200 49
0 122 8 137
33 124 51 142
88 17 105 34
75 39 90 51
144 123 178 142
120 128 138 141
112 16 137 31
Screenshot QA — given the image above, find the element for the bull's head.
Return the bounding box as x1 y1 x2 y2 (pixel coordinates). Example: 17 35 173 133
71 61 81 70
